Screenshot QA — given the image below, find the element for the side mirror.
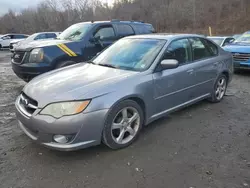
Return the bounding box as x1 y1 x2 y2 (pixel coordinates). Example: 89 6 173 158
160 59 179 70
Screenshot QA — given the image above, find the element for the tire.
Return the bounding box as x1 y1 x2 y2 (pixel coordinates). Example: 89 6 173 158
102 100 144 150
0 44 2 51
208 74 228 103
55 61 76 69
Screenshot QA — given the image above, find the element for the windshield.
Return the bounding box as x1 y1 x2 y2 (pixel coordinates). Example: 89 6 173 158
209 38 224 45
57 23 92 41
25 33 38 41
234 33 250 43
92 38 166 71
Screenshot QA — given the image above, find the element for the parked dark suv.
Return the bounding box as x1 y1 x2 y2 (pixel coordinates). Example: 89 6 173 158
11 20 155 81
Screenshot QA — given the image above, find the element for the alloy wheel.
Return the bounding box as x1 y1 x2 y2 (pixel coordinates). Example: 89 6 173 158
215 77 227 100
111 107 140 145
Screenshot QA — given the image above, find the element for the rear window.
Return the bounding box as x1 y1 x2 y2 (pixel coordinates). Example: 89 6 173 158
116 24 135 37
133 24 155 34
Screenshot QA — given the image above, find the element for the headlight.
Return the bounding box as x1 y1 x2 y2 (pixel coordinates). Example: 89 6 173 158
29 48 44 63
40 100 90 118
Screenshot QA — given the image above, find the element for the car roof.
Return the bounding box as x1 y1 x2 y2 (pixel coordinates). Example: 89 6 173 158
125 33 206 40
75 20 152 26
207 36 231 39
4 33 28 35
34 32 60 34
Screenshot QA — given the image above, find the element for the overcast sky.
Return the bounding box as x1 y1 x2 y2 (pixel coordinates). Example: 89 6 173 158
0 0 43 15
0 0 113 15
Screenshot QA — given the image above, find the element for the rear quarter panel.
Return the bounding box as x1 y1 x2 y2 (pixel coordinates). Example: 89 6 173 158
218 49 233 83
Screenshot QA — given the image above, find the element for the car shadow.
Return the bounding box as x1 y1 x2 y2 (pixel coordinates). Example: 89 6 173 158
234 70 250 76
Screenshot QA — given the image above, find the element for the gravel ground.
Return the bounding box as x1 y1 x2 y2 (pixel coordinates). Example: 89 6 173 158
0 51 250 188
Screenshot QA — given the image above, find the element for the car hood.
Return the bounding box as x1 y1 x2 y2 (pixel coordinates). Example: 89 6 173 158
23 63 137 107
15 39 72 51
223 43 250 53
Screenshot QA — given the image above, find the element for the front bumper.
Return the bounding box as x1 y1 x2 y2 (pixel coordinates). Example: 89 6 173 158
234 61 250 70
15 96 109 151
12 60 52 82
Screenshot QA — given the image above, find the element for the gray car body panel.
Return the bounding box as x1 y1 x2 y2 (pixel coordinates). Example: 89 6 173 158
16 34 233 150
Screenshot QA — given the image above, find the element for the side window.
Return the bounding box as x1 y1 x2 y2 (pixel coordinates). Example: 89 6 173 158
116 24 135 37
145 25 155 33
46 33 57 39
223 38 234 46
202 38 218 56
189 38 214 61
13 35 19 39
14 35 26 39
162 38 191 65
94 26 115 40
35 34 47 40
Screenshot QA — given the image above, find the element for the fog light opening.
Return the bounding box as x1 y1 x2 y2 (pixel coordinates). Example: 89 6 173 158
53 135 69 144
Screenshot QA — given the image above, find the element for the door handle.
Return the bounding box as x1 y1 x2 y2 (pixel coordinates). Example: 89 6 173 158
187 69 194 74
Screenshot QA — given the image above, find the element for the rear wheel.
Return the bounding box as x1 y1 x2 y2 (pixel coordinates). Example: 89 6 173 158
0 44 2 50
102 100 144 150
208 74 228 103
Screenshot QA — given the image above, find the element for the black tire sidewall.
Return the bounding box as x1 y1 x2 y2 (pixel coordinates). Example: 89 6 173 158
102 100 144 150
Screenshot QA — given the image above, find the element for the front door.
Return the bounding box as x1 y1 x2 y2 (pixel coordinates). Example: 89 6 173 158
84 25 116 60
153 38 197 115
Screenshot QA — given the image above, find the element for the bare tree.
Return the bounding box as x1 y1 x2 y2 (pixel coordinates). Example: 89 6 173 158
0 0 249 35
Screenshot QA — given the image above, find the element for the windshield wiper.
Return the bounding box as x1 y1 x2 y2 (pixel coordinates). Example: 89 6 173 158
98 63 117 69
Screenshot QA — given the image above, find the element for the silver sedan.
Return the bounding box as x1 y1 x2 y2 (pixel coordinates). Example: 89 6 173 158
15 34 233 151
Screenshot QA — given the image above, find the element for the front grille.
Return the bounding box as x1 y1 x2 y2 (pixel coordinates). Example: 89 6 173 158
18 93 38 117
12 51 26 63
232 52 250 62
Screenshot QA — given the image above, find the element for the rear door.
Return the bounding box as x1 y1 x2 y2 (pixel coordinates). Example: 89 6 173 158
188 37 219 97
153 38 197 114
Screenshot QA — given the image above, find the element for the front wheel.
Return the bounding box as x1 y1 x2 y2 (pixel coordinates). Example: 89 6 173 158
208 74 228 103
102 100 144 150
